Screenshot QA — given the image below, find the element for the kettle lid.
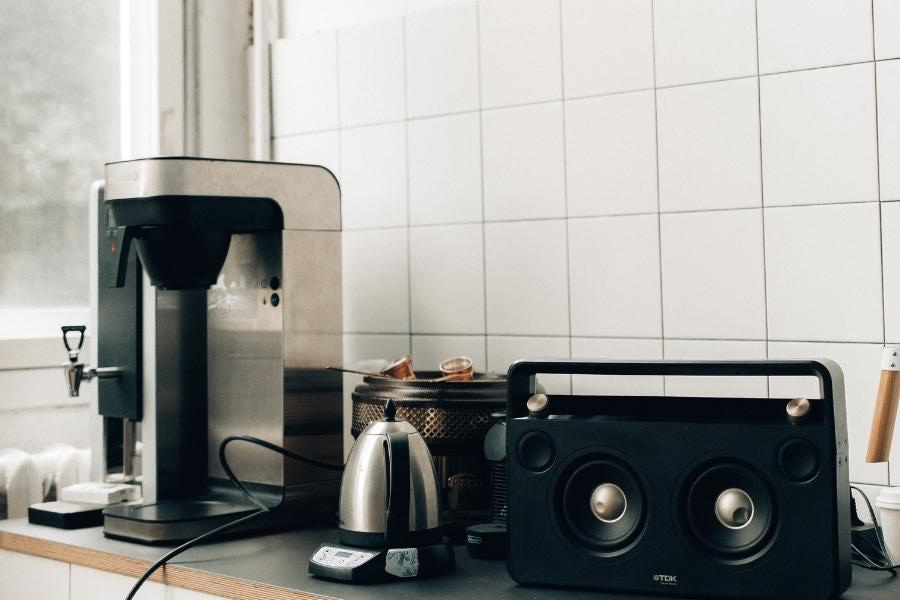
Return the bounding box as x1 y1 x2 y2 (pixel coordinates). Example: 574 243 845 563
362 398 417 435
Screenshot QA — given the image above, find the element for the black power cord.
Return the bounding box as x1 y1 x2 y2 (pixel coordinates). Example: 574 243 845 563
849 485 898 575
124 435 344 600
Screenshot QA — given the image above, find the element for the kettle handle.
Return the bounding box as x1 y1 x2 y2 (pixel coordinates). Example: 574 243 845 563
384 431 410 546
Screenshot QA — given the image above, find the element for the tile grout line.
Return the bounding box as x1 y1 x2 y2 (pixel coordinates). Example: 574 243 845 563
336 198 890 233
273 56 900 141
475 1 490 369
401 15 414 356
334 28 347 357
558 0 573 370
650 0 667 395
753 0 771 398
343 332 891 345
871 0 888 350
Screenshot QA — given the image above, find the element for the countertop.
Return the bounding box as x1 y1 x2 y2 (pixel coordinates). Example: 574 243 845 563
0 519 897 600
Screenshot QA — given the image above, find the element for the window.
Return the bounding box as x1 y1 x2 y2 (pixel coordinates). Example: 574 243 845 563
0 0 119 311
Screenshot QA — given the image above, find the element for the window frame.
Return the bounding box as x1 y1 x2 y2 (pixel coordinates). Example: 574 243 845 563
2 0 268 408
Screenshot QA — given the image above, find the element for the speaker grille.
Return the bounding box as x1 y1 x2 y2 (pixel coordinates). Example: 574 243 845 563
554 454 647 557
679 460 778 563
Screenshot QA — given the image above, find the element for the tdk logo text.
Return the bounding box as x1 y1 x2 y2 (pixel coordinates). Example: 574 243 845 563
653 574 679 585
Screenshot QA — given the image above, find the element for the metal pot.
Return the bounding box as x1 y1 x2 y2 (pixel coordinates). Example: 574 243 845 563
351 372 507 456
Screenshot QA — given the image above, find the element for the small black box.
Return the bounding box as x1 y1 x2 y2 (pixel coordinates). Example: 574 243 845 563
28 501 104 529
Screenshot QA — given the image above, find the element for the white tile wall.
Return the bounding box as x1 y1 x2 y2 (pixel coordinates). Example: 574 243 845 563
569 214 661 338
340 123 407 229
341 228 409 333
874 0 900 60
661 209 766 340
410 224 485 334
565 91 658 216
478 0 561 108
405 2 479 118
764 203 884 343
484 220 569 336
760 63 878 207
407 112 482 225
271 34 338 135
877 60 900 201
756 0 873 74
883 202 900 343
653 0 757 87
338 19 405 127
656 77 761 212
482 102 566 221
273 0 899 485
561 0 654 98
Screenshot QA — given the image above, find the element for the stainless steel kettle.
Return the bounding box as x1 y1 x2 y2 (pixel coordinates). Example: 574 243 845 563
339 399 443 548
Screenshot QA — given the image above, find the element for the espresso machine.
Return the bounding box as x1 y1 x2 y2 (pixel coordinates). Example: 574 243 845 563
64 157 343 543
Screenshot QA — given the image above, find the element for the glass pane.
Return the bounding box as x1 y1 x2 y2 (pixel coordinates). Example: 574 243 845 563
0 0 119 307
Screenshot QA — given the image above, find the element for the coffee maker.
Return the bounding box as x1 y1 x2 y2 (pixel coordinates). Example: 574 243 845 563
64 157 343 543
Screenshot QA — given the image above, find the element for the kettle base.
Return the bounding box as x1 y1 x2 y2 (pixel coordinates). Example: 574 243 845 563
308 538 455 583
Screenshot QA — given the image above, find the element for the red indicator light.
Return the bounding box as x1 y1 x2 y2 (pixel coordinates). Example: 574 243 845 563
110 240 117 253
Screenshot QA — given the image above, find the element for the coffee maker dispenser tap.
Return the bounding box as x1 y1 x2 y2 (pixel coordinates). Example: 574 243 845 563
61 325 121 398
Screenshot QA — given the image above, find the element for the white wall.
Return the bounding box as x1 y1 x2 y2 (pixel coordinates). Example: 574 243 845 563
272 0 900 487
279 0 472 36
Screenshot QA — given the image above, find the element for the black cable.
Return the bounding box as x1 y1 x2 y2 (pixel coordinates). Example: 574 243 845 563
124 435 344 600
849 485 898 574
218 434 344 510
124 509 267 599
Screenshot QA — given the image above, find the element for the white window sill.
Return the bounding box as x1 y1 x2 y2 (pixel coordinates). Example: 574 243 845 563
0 307 90 370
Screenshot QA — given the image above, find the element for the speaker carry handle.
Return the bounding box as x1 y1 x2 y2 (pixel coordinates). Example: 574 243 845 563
506 359 847 453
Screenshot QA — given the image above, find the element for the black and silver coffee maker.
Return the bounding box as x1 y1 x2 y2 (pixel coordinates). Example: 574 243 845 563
309 399 455 582
64 157 343 543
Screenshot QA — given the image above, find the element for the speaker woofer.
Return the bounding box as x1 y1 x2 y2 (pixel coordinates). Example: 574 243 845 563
556 456 647 556
681 461 776 561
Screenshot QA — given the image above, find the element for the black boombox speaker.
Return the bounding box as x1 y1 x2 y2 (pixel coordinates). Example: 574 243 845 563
506 359 851 600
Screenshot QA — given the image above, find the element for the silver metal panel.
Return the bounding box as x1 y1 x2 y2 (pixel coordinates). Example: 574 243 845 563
104 158 341 231
282 230 342 368
207 232 285 486
281 230 343 492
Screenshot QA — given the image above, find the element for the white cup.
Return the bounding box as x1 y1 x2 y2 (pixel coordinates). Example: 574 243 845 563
875 487 900 565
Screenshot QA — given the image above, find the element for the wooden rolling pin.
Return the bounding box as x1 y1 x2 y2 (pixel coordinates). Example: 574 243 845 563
866 346 900 463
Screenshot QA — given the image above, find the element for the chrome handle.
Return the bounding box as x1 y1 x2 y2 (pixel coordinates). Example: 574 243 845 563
85 366 122 380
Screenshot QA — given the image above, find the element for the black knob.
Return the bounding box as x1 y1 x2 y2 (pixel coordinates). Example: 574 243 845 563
384 398 397 421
